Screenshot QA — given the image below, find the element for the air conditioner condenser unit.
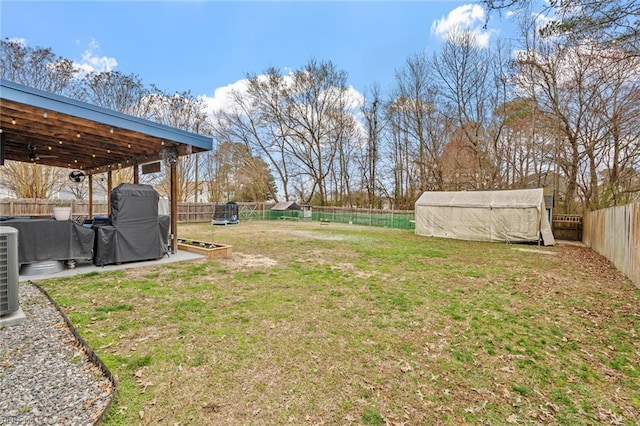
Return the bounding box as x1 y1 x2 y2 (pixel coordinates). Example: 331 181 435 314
0 226 19 316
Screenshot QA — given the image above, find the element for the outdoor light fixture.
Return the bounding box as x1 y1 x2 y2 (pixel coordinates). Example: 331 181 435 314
127 144 131 148
11 118 16 125
110 128 114 134
59 140 63 145
107 149 111 154
43 111 48 119
77 132 81 138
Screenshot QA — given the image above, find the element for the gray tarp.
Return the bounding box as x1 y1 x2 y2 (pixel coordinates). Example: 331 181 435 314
4 218 94 265
94 183 169 266
415 188 555 246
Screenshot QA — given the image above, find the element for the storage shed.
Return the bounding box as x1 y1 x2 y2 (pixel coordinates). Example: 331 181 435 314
415 188 555 246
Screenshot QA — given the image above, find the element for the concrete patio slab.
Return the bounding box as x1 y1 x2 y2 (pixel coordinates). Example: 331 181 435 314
18 250 206 282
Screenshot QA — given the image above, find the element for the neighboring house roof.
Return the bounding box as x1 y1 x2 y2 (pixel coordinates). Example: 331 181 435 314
271 201 301 211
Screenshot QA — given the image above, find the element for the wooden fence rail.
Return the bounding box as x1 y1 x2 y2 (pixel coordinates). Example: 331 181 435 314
583 203 640 288
0 199 269 223
0 199 110 218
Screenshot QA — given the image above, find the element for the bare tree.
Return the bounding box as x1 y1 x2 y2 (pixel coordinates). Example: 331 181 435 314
359 85 384 208
276 59 354 205
597 57 640 206
0 162 66 198
213 59 356 205
211 74 289 202
431 30 509 190
0 40 79 199
385 97 423 209
0 39 78 95
481 0 640 54
207 142 276 202
578 48 640 208
512 27 640 211
79 71 149 115
388 53 452 201
143 88 210 202
494 97 556 188
324 86 360 206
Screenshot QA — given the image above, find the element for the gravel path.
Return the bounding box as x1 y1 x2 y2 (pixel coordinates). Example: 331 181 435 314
0 282 115 425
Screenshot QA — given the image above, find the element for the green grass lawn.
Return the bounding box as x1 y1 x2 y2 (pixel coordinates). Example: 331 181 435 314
40 221 640 425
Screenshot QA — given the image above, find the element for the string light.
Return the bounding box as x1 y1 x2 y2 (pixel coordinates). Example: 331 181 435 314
11 118 16 125
77 132 81 138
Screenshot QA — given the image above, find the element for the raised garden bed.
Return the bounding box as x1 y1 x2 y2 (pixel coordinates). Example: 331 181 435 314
176 239 232 259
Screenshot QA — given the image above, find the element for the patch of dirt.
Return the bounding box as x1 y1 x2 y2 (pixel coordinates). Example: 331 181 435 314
288 230 372 242
224 253 278 269
513 247 556 255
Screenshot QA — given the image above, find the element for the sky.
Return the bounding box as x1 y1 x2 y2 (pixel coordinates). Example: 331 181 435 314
1 1 515 112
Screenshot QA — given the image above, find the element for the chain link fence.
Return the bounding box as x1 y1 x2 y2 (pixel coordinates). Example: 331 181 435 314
241 205 415 230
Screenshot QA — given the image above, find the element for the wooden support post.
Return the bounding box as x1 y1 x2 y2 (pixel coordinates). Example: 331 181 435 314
107 170 113 216
133 160 139 184
88 174 93 219
170 161 178 253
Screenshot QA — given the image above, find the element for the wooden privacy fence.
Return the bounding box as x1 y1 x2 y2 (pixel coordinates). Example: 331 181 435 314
0 199 109 218
583 203 640 288
0 199 269 223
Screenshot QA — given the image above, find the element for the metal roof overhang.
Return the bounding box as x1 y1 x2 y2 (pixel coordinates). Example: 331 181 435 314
0 79 212 174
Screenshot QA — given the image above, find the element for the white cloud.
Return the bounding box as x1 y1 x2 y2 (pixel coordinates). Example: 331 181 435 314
73 39 117 74
431 4 485 35
6 37 27 45
200 79 250 116
201 76 364 118
346 86 365 110
431 4 494 48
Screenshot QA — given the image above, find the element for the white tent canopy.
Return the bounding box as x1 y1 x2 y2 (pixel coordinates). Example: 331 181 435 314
415 188 555 246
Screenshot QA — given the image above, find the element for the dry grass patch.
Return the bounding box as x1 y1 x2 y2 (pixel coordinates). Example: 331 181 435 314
41 221 640 425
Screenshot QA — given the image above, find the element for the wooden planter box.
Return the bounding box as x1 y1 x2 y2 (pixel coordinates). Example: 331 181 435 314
177 239 232 259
